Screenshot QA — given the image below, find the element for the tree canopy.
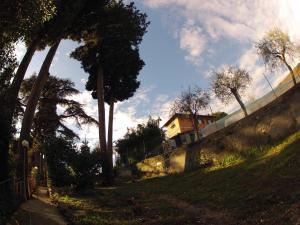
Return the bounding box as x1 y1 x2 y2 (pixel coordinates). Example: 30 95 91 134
256 28 298 85
116 117 165 165
20 74 97 139
211 66 251 116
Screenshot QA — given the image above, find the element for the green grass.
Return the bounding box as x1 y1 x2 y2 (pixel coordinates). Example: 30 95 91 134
57 131 300 225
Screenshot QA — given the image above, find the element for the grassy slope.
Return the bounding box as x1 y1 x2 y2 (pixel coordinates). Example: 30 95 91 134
58 131 300 225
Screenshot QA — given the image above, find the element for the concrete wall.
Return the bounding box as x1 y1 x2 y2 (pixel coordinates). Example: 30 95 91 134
137 85 300 176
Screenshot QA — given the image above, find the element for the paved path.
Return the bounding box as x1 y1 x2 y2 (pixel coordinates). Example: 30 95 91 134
9 187 67 225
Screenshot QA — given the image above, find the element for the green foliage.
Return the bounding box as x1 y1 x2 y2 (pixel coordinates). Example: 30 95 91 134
44 137 76 187
71 0 149 103
116 117 165 165
0 43 18 95
72 140 101 191
44 137 101 190
20 74 97 139
212 66 251 104
212 111 228 121
0 0 56 43
256 28 296 71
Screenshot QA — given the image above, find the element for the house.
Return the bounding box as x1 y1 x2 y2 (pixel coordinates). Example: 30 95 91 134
162 113 216 148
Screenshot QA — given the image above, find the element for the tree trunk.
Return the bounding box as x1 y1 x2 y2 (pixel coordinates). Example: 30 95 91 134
107 99 114 182
9 37 40 103
232 89 248 117
191 114 200 141
283 60 297 86
19 40 61 200
0 138 9 182
0 38 40 183
96 65 113 185
96 65 107 153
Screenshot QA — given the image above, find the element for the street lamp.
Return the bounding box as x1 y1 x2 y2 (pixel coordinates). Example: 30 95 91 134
21 139 29 201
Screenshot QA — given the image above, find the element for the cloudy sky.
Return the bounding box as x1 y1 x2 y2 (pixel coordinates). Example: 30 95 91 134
16 0 300 146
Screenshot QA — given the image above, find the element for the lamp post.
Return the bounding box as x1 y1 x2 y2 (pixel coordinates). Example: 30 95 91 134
21 140 29 201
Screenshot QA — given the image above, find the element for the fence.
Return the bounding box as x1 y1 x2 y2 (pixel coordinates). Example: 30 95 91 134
201 76 300 137
0 176 36 220
0 178 24 224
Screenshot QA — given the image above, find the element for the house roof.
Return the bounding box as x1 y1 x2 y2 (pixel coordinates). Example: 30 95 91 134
162 113 216 128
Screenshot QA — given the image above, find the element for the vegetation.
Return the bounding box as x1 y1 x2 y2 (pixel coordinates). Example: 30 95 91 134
116 117 165 166
211 66 252 116
71 0 149 185
212 111 228 120
45 137 101 190
170 86 210 140
0 1 299 224
56 131 300 225
256 28 298 85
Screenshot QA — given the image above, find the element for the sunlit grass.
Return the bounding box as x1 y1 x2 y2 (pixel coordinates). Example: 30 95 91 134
57 130 300 224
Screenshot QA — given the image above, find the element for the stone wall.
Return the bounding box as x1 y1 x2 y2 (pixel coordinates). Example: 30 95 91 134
137 85 300 176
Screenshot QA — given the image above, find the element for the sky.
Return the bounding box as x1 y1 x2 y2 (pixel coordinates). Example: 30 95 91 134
15 0 300 146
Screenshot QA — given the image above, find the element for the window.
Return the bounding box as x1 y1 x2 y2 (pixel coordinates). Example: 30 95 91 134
170 123 176 129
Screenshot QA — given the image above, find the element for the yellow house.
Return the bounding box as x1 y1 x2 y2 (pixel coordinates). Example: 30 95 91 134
163 113 215 146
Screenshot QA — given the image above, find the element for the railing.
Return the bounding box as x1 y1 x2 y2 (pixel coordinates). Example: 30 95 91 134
201 76 300 137
0 178 24 204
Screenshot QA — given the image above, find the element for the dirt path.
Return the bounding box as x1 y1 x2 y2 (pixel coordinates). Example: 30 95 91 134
8 187 67 225
160 195 234 225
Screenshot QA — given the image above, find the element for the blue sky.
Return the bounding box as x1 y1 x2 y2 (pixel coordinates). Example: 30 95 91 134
16 0 300 145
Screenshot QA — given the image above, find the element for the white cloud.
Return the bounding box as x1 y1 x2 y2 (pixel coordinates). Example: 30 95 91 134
178 22 206 65
60 87 175 146
141 0 300 67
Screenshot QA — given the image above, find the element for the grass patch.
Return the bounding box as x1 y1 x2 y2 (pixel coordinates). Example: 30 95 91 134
57 131 300 225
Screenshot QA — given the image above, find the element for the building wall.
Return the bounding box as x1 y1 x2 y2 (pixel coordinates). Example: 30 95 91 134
165 117 181 139
166 116 214 139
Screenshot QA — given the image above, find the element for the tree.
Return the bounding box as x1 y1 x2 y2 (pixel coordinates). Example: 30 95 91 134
85 40 144 171
20 74 97 139
212 111 228 121
171 86 210 140
211 66 251 117
0 43 18 183
0 0 56 183
19 74 97 181
116 117 165 165
71 0 149 185
43 136 76 187
18 0 108 198
256 28 298 86
72 140 101 191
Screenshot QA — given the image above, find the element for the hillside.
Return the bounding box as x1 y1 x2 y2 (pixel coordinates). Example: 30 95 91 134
56 129 300 225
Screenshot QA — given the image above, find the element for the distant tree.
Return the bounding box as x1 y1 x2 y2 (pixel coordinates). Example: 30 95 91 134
256 28 298 85
171 86 210 140
44 136 76 187
211 66 251 117
116 117 165 165
212 111 228 121
72 140 101 191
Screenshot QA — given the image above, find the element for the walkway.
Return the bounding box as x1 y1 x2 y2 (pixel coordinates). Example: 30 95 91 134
8 187 67 225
